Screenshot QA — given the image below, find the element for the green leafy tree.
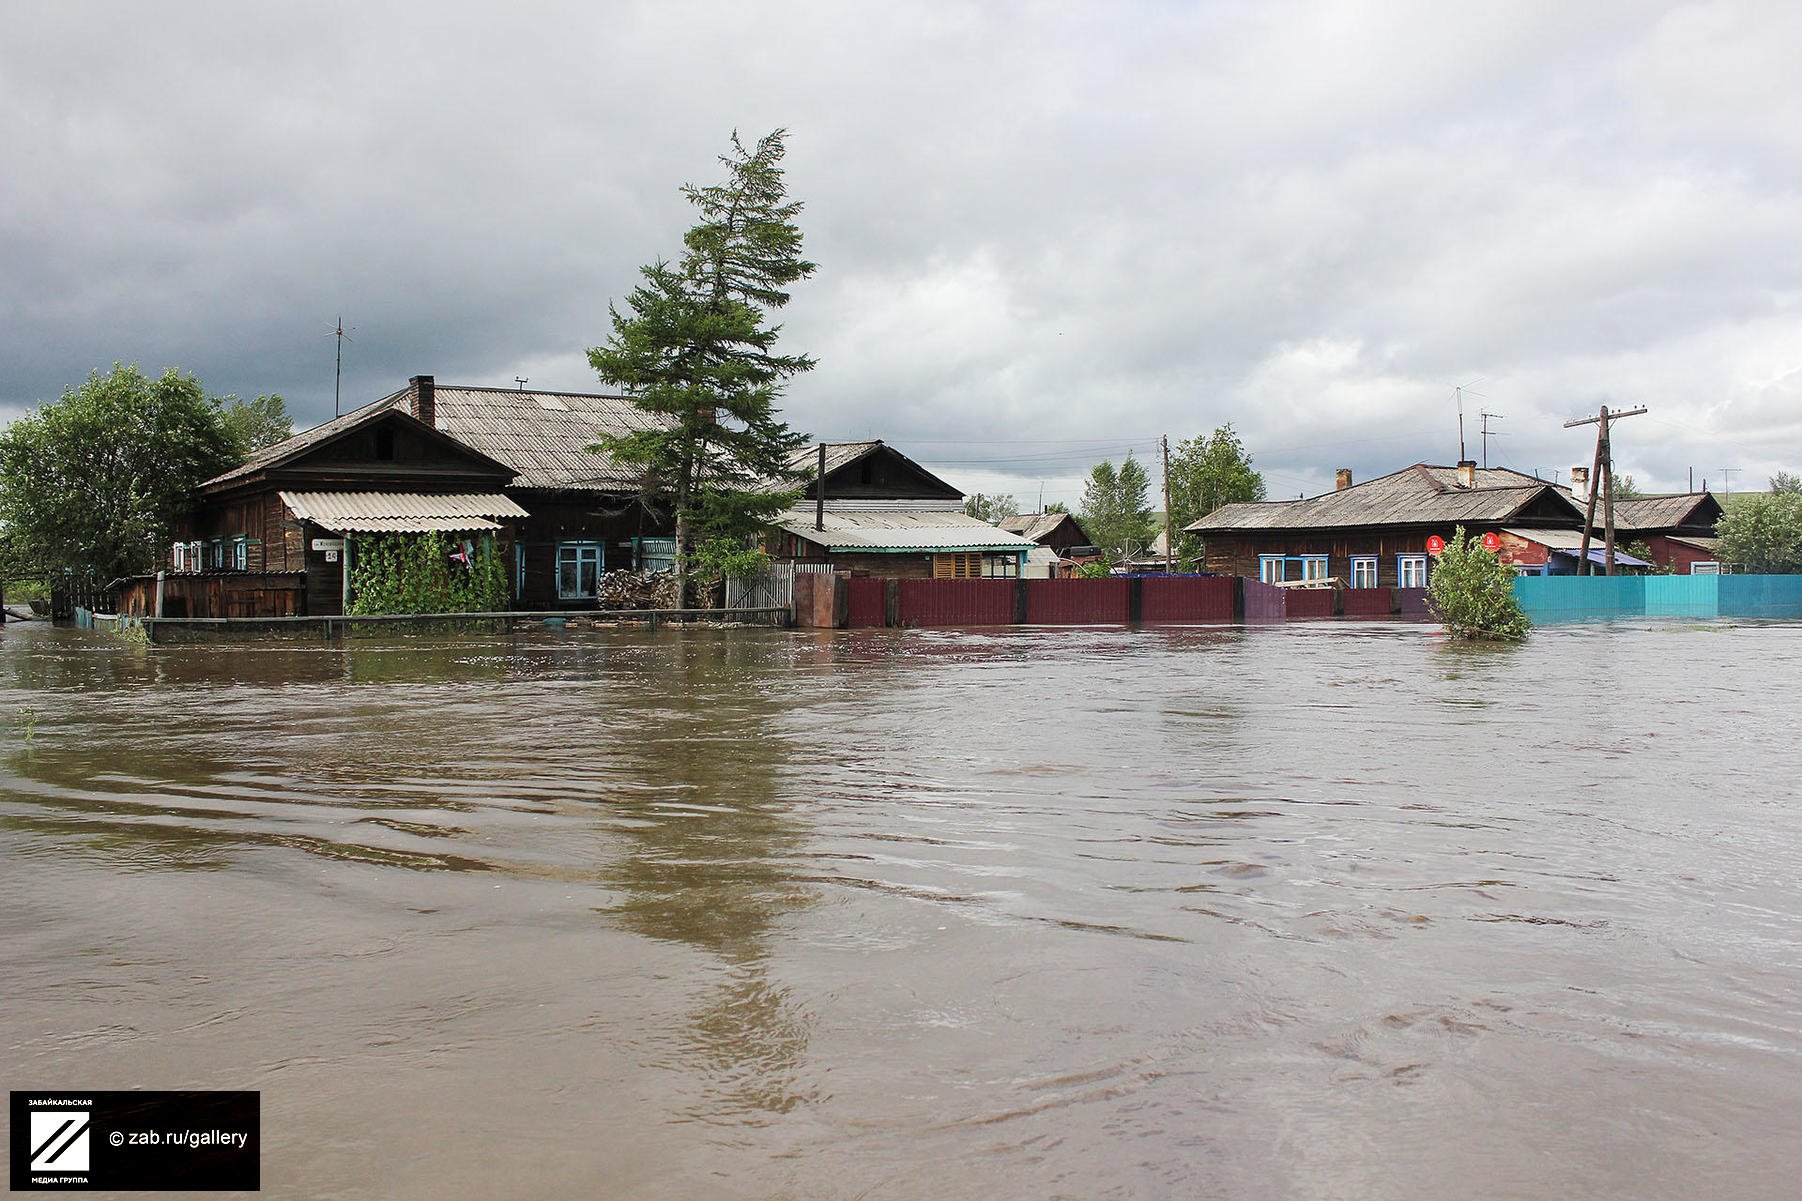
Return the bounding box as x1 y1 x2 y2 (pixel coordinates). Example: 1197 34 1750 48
1427 527 1529 641
1045 501 1069 514
963 492 1018 523
1168 423 1266 569
1080 454 1152 562
1770 470 1801 494
1716 492 1802 572
220 393 293 456
588 129 815 605
1609 472 1642 500
0 365 238 583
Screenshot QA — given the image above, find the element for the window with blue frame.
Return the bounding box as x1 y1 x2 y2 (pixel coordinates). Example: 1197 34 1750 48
1398 554 1428 588
1351 556 1378 588
1260 554 1329 583
557 542 602 599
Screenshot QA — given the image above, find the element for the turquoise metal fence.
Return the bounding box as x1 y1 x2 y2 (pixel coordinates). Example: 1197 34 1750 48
1514 575 1802 621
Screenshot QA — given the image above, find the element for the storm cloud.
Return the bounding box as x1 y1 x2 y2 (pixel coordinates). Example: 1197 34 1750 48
4 1 1799 503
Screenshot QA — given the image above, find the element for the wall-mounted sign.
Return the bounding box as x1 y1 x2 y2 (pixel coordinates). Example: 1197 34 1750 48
1425 535 1446 555
311 538 344 552
324 550 340 563
1480 531 1501 552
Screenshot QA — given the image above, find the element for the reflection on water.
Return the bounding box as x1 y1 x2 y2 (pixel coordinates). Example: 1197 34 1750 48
3 619 1802 1200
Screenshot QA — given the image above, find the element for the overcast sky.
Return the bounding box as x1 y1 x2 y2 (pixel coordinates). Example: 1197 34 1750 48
5 1 1800 506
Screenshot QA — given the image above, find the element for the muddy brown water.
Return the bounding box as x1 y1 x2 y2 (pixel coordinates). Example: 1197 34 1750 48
1 619 1799 1200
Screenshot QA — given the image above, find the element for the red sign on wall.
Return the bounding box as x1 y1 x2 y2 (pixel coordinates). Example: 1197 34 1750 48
1425 535 1446 555
1481 531 1502 552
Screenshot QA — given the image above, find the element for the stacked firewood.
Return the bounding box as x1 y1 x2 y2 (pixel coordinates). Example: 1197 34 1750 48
594 569 680 610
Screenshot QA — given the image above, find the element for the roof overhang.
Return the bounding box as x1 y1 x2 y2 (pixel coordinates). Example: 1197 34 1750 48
279 491 528 534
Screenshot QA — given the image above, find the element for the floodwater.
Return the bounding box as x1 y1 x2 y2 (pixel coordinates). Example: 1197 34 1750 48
2 618 1800 1200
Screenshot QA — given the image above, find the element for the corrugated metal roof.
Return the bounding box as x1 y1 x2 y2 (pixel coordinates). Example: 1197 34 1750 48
403 386 665 491
1190 464 1584 533
280 491 527 533
775 506 1040 553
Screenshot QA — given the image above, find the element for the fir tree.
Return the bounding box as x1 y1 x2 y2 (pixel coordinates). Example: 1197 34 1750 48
589 129 816 603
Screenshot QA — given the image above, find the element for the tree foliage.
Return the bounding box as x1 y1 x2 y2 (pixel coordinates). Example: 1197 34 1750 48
1044 500 1069 514
1080 454 1153 561
587 129 815 604
220 393 293 456
1770 470 1802 494
1168 423 1266 569
0 365 239 582
1427 527 1529 641
1716 492 1802 572
963 492 1018 523
347 532 508 614
1608 473 1642 500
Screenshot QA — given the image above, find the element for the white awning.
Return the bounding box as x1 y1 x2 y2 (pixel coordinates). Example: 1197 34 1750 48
279 491 528 534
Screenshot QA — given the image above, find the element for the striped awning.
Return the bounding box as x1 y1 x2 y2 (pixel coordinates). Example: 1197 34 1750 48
279 491 528 534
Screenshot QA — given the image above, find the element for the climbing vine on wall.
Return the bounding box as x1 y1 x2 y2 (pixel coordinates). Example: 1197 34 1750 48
347 531 508 615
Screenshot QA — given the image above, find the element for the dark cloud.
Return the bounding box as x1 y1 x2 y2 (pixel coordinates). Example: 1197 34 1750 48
4 1 1799 503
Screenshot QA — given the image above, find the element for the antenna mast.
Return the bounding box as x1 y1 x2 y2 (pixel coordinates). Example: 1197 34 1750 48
330 316 354 416
1479 410 1504 469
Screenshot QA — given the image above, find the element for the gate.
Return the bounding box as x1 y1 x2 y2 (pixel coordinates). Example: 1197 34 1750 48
725 561 834 610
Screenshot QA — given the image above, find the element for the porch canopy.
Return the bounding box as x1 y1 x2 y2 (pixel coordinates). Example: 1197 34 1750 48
279 490 528 534
1506 527 1652 568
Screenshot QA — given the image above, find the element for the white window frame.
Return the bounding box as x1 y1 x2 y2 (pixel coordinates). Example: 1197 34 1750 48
1302 555 1329 581
1259 555 1285 584
1351 557 1378 588
1690 561 1721 575
1398 554 1428 588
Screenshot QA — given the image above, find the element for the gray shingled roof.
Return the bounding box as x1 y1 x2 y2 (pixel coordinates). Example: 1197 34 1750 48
1610 493 1718 532
1189 464 1585 533
396 386 661 491
785 441 883 477
203 396 396 488
999 512 1071 541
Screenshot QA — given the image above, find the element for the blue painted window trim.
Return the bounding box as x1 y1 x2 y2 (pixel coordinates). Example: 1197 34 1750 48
556 541 604 599
1397 554 1429 588
1350 556 1378 588
1260 554 1328 583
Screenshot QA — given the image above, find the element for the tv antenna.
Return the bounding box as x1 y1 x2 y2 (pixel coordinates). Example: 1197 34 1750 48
1452 379 1486 461
515 377 529 391
329 316 354 416
1478 410 1505 468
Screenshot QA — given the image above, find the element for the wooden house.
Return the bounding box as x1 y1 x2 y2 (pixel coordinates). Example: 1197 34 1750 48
767 441 1038 578
999 511 1091 557
1609 493 1725 573
1188 462 1590 587
127 382 527 617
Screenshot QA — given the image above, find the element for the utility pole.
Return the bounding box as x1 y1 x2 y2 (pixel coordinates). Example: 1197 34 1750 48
1564 404 1647 575
1719 467 1739 495
1478 410 1504 469
1160 434 1174 574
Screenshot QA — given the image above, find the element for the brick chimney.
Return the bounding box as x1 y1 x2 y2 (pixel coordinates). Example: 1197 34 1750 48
1457 459 1476 489
1335 468 1353 491
409 375 435 427
1570 465 1590 499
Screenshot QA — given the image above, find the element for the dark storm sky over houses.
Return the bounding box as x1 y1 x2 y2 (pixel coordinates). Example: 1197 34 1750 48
4 1 1800 504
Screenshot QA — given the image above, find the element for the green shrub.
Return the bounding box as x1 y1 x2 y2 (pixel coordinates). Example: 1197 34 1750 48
1427 527 1529 641
347 531 509 615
